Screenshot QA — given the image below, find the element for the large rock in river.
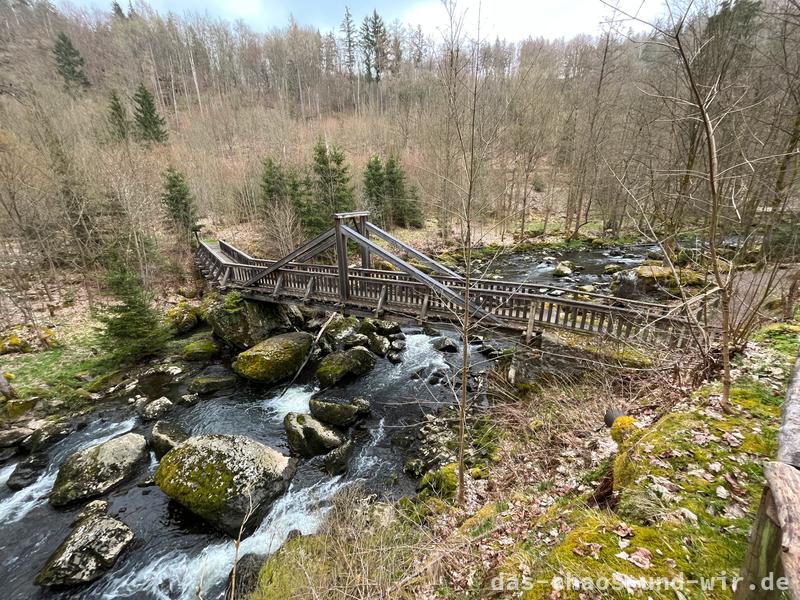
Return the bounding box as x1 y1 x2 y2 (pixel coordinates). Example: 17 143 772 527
50 433 148 507
205 292 295 350
154 435 296 537
232 332 313 383
36 513 133 587
309 396 370 428
283 413 344 457
315 346 376 387
150 420 189 459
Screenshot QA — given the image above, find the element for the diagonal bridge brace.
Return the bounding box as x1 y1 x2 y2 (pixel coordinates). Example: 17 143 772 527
241 228 336 286
363 222 463 279
339 224 502 326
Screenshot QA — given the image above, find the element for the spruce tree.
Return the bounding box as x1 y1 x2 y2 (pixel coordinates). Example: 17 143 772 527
363 156 386 225
111 1 126 19
304 140 354 236
53 32 90 94
97 261 168 360
161 167 197 243
260 157 289 205
132 83 168 144
107 91 130 142
384 156 423 228
340 7 356 77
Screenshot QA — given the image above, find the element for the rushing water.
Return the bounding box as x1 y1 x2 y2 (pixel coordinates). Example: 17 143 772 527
0 332 461 600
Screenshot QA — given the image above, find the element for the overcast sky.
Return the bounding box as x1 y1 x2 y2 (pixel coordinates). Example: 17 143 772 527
62 0 667 41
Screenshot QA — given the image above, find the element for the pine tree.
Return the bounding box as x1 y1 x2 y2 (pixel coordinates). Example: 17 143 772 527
111 1 126 19
359 16 374 82
161 167 197 243
97 261 168 360
363 156 386 225
369 11 388 82
107 91 130 142
303 141 354 236
132 83 168 144
260 157 288 205
340 7 357 77
384 156 423 228
53 32 90 94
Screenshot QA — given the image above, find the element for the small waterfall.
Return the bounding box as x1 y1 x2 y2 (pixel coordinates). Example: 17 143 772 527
262 384 317 422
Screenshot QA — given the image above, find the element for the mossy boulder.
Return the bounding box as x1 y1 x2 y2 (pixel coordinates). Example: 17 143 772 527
315 346 376 387
232 332 313 384
283 412 344 457
552 261 574 277
205 292 294 350
309 396 370 428
50 433 148 507
188 375 236 395
182 337 220 361
154 435 296 537
36 513 133 587
604 262 625 274
0 330 32 355
165 301 201 334
323 314 360 347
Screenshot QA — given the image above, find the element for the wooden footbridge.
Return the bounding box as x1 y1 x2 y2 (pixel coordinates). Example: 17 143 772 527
196 212 701 347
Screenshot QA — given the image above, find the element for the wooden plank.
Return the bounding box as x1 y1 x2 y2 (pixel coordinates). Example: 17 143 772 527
765 461 800 597
733 487 784 600
420 294 430 323
525 301 537 344
778 356 800 468
240 228 335 286
272 273 284 299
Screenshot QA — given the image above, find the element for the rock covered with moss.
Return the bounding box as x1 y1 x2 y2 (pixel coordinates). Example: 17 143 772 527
49 433 148 507
154 434 295 537
283 413 344 457
182 336 219 361
165 301 201 334
188 375 236 395
315 346 376 387
36 512 133 586
232 332 313 383
308 396 370 427
205 292 296 350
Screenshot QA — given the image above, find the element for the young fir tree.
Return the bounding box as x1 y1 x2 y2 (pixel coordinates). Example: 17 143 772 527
260 157 289 204
302 140 354 236
53 32 90 94
97 260 168 360
161 168 197 244
362 156 386 225
107 91 130 142
111 1 126 19
132 83 168 144
383 155 423 228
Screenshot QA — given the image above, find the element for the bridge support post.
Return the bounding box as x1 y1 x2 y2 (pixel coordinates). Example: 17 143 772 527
355 214 370 269
334 215 349 305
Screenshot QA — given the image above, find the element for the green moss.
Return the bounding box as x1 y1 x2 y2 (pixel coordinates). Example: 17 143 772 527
251 535 329 599
753 322 800 357
188 376 236 395
154 447 234 521
232 332 312 383
610 415 637 444
419 462 459 500
182 337 219 361
222 290 244 314
315 346 376 387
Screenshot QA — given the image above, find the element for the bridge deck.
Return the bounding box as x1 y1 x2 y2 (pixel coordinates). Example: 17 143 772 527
196 239 701 348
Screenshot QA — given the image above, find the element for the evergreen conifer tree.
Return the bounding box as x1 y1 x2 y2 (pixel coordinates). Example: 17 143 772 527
132 83 168 144
111 1 126 19
107 91 130 142
97 261 168 360
161 167 197 243
260 157 289 204
363 156 386 225
303 140 354 236
383 155 423 228
53 32 90 94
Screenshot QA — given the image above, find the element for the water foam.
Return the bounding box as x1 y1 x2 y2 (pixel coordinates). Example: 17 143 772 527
262 385 317 421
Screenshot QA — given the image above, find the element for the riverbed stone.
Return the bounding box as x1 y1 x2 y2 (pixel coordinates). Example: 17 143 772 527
226 553 267 600
21 420 75 453
284 412 344 457
232 332 313 384
315 346 376 387
150 421 189 459
205 293 294 350
35 513 133 587
387 351 403 364
309 396 370 428
390 339 406 351
7 453 48 490
155 434 295 537
50 433 148 507
553 261 574 277
432 337 458 353
365 333 390 356
324 440 354 475
182 337 220 361
141 397 173 421
343 333 370 349
188 375 237 395
0 426 34 448
324 314 360 346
